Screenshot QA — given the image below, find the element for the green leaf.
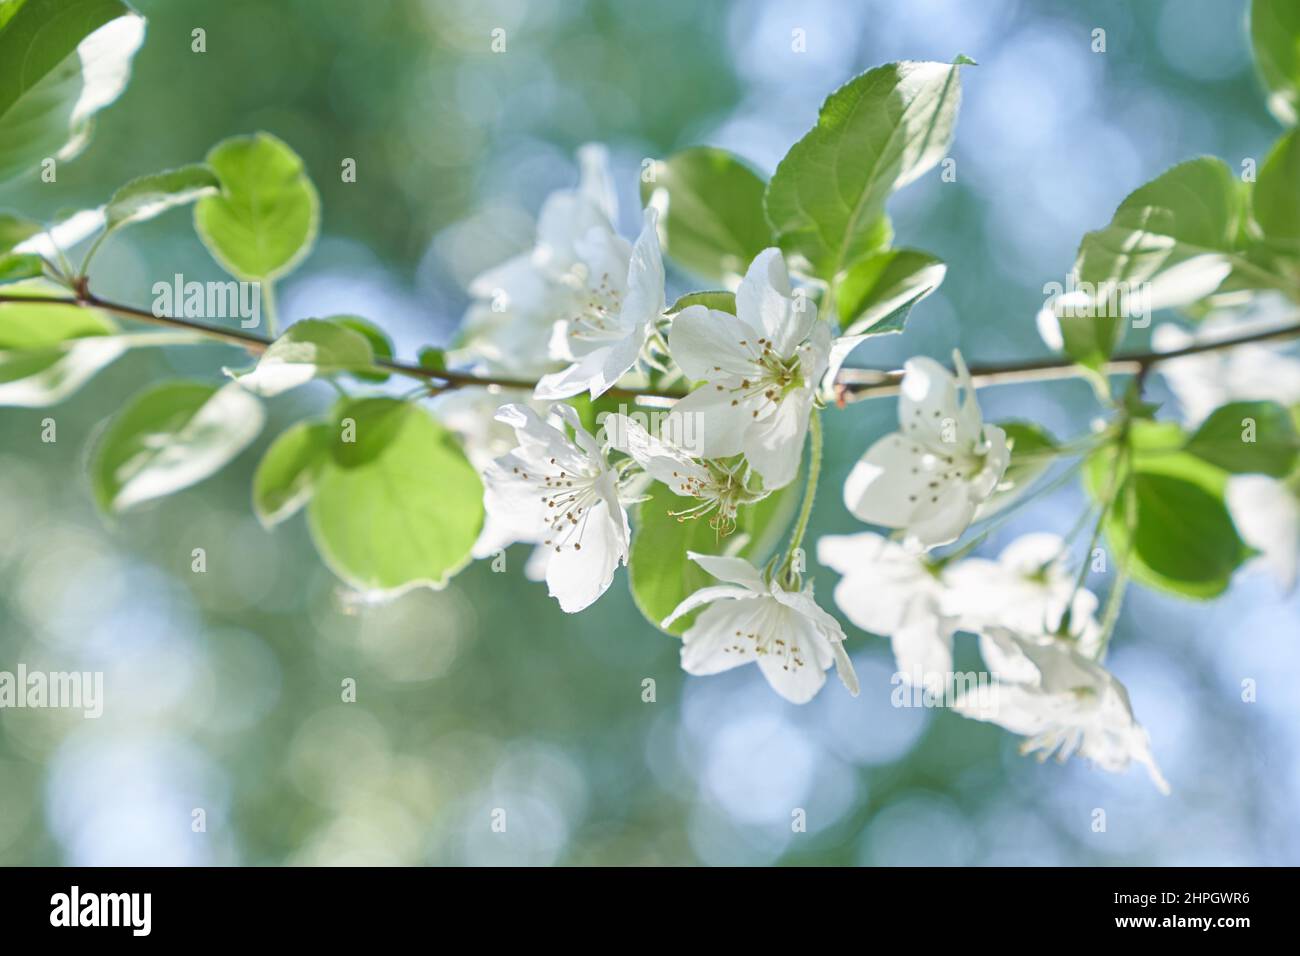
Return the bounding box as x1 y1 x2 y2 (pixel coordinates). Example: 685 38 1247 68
1185 400 1299 477
417 346 446 372
253 421 332 528
835 248 945 335
641 147 772 284
1127 473 1253 595
228 318 375 396
329 315 392 382
1085 422 1252 598
976 421 1058 519
307 399 483 595
1251 0 1300 126
90 381 266 513
0 0 145 182
328 396 411 468
194 132 320 282
1254 129 1300 250
630 472 800 635
1057 158 1246 370
666 290 737 315
764 59 966 281
0 212 41 254
0 252 43 284
104 164 220 232
0 299 124 405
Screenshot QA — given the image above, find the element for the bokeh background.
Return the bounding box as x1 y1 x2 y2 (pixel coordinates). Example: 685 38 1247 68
1 0 1297 865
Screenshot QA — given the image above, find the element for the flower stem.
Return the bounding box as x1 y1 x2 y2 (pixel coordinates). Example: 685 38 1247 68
779 410 822 588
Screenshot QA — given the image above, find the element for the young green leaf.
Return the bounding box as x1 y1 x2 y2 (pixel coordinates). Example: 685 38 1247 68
104 164 220 232
253 421 332 528
1085 422 1253 598
1251 0 1300 126
329 315 393 382
1254 129 1300 249
641 147 771 284
1185 400 1299 477
1127 472 1254 595
194 132 320 281
630 472 801 635
666 290 737 315
0 0 145 182
0 300 124 406
227 319 375 396
1056 158 1246 371
765 60 966 281
835 248 946 335
307 399 483 595
0 253 43 284
0 212 41 254
90 381 266 513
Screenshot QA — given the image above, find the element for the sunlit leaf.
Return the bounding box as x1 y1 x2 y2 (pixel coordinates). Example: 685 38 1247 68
253 420 332 528
228 318 375 396
0 0 146 182
765 59 967 281
642 147 771 284
90 380 266 512
194 132 320 281
0 299 124 406
307 399 483 595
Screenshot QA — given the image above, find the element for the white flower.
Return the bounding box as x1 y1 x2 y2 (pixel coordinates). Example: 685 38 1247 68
482 402 630 612
663 553 858 704
1226 474 1299 591
451 144 620 377
535 207 666 400
844 350 1008 551
604 412 759 534
816 532 955 694
668 248 829 490
436 387 552 581
955 627 1170 794
1153 303 1300 429
942 532 1102 656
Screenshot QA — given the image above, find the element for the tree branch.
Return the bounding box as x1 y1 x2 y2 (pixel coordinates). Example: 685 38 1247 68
3 289 1299 404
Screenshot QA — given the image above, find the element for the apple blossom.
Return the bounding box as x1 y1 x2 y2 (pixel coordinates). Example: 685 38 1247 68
534 207 667 400
816 531 955 694
843 350 1008 551
955 627 1170 794
482 402 631 612
942 532 1102 656
668 247 829 489
663 552 858 704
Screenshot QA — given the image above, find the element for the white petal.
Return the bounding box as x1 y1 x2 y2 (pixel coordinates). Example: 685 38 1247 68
845 432 972 545
686 551 767 591
669 380 756 459
742 388 811 489
680 598 765 675
605 413 709 492
544 497 627 612
667 304 763 381
620 207 665 331
662 586 757 629
889 603 954 694
735 248 815 357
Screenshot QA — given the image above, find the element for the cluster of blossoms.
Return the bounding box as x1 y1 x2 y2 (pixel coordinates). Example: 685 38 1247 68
443 146 1177 791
